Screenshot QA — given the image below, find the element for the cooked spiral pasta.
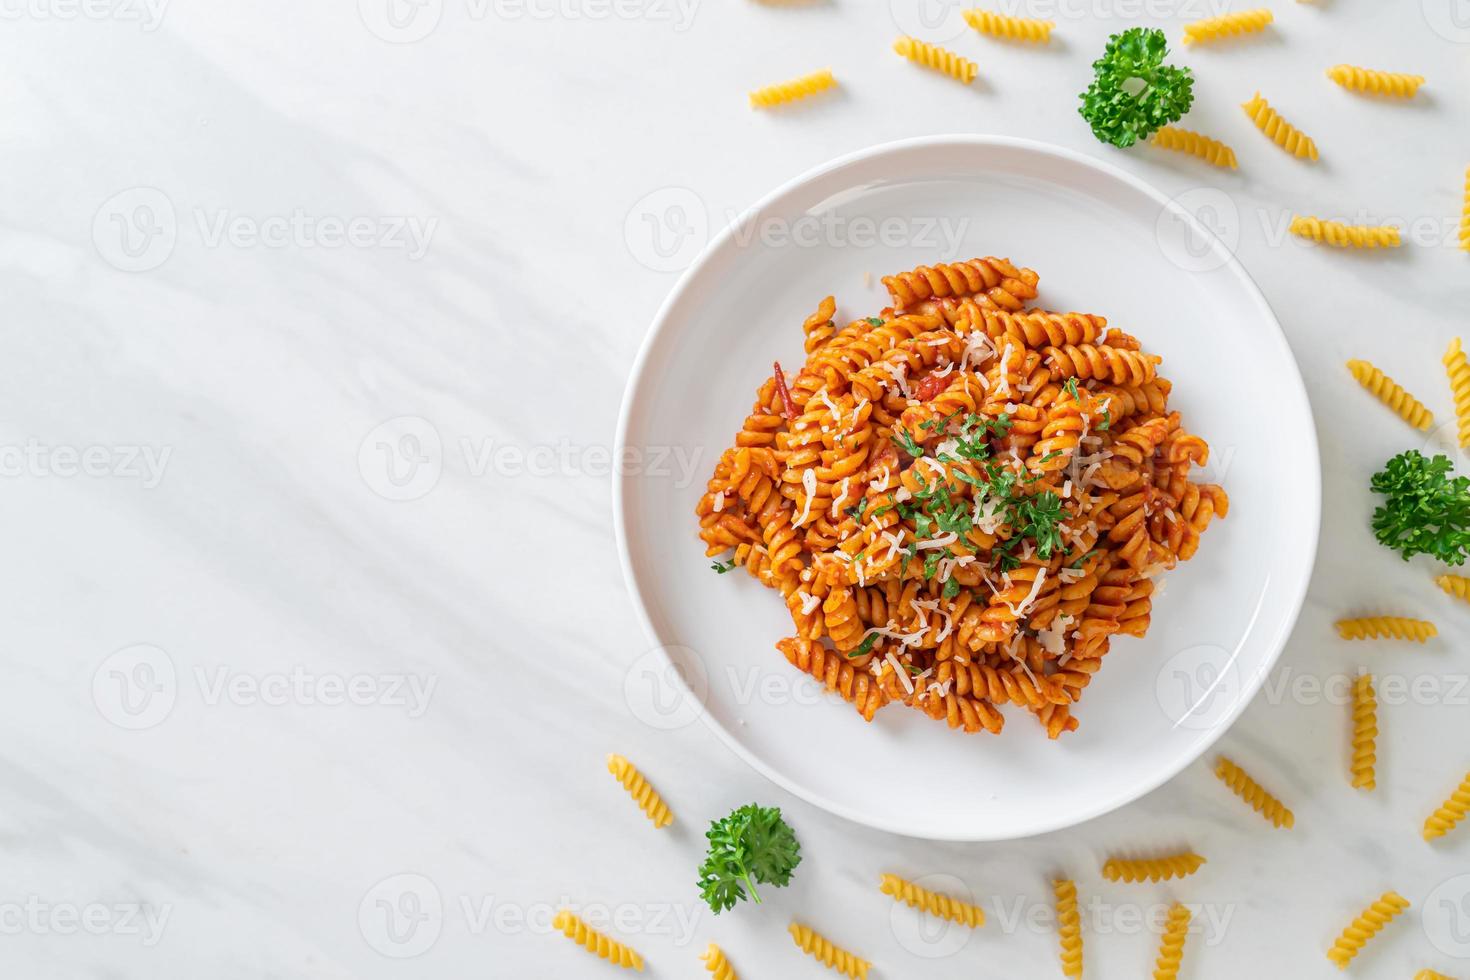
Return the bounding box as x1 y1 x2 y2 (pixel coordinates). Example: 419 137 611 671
1437 574 1470 604
1183 8 1272 44
788 921 870 979
1336 616 1437 642
1423 769 1470 840
749 69 836 108
1241 92 1319 161
1326 891 1410 968
1102 852 1206 883
1461 167 1470 252
883 256 1039 310
553 910 645 971
1290 216 1401 249
893 36 978 84
1054 879 1083 979
962 7 1053 42
1151 903 1192 980
1327 64 1425 98
1351 673 1377 791
1444 339 1470 447
606 753 673 828
701 942 739 979
1151 126 1238 169
1346 360 1434 430
879 873 985 927
1215 757 1295 828
700 269 1226 739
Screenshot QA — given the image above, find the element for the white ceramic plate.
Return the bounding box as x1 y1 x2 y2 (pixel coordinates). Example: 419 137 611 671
614 135 1319 841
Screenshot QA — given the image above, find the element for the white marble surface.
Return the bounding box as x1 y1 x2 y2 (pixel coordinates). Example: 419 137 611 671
5 0 1470 976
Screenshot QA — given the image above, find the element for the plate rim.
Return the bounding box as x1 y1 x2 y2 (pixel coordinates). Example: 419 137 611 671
613 133 1322 841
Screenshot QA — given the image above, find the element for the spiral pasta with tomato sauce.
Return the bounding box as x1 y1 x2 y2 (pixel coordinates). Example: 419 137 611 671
694 259 1229 738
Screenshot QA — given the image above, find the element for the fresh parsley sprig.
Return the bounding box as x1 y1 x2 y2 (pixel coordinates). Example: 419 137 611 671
1079 28 1194 148
697 804 801 913
1370 450 1470 565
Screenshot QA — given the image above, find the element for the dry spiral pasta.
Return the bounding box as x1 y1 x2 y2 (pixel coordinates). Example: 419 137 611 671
1327 64 1425 98
962 7 1053 42
1151 126 1238 169
701 942 739 979
1290 216 1400 249
1346 360 1434 431
1423 769 1470 840
1215 756 1294 828
878 873 985 927
749 69 836 108
1437 574 1470 604
1054 879 1083 978
1443 339 1470 448
893 36 978 84
1336 616 1437 642
606 753 673 828
1151 903 1192 980
696 258 1228 740
553 910 645 971
1183 8 1272 44
1351 673 1377 791
1415 971 1455 980
1326 891 1410 968
1102 852 1205 883
788 922 870 979
1241 92 1319 161
1461 166 1470 252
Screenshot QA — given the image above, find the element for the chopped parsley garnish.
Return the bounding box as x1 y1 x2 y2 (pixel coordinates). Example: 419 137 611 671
1064 377 1080 402
891 428 925 458
844 496 868 521
711 559 736 574
866 317 885 327
847 633 879 658
1097 408 1111 431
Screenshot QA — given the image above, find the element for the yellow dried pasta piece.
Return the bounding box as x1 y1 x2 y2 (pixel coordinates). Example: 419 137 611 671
1241 92 1319 160
1346 360 1434 430
749 69 836 109
962 8 1053 42
1326 891 1410 968
788 922 870 979
606 753 673 828
1215 757 1294 828
1444 338 1470 447
1461 166 1470 251
701 942 739 979
1351 673 1377 791
1290 216 1400 249
553 909 645 971
1336 615 1437 641
1416 969 1455 979
893 36 978 84
1437 574 1470 603
1054 879 1083 978
1151 126 1238 169
1327 64 1425 98
878 873 985 927
1424 769 1470 840
1183 8 1272 44
1102 853 1206 883
1152 903 1192 980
